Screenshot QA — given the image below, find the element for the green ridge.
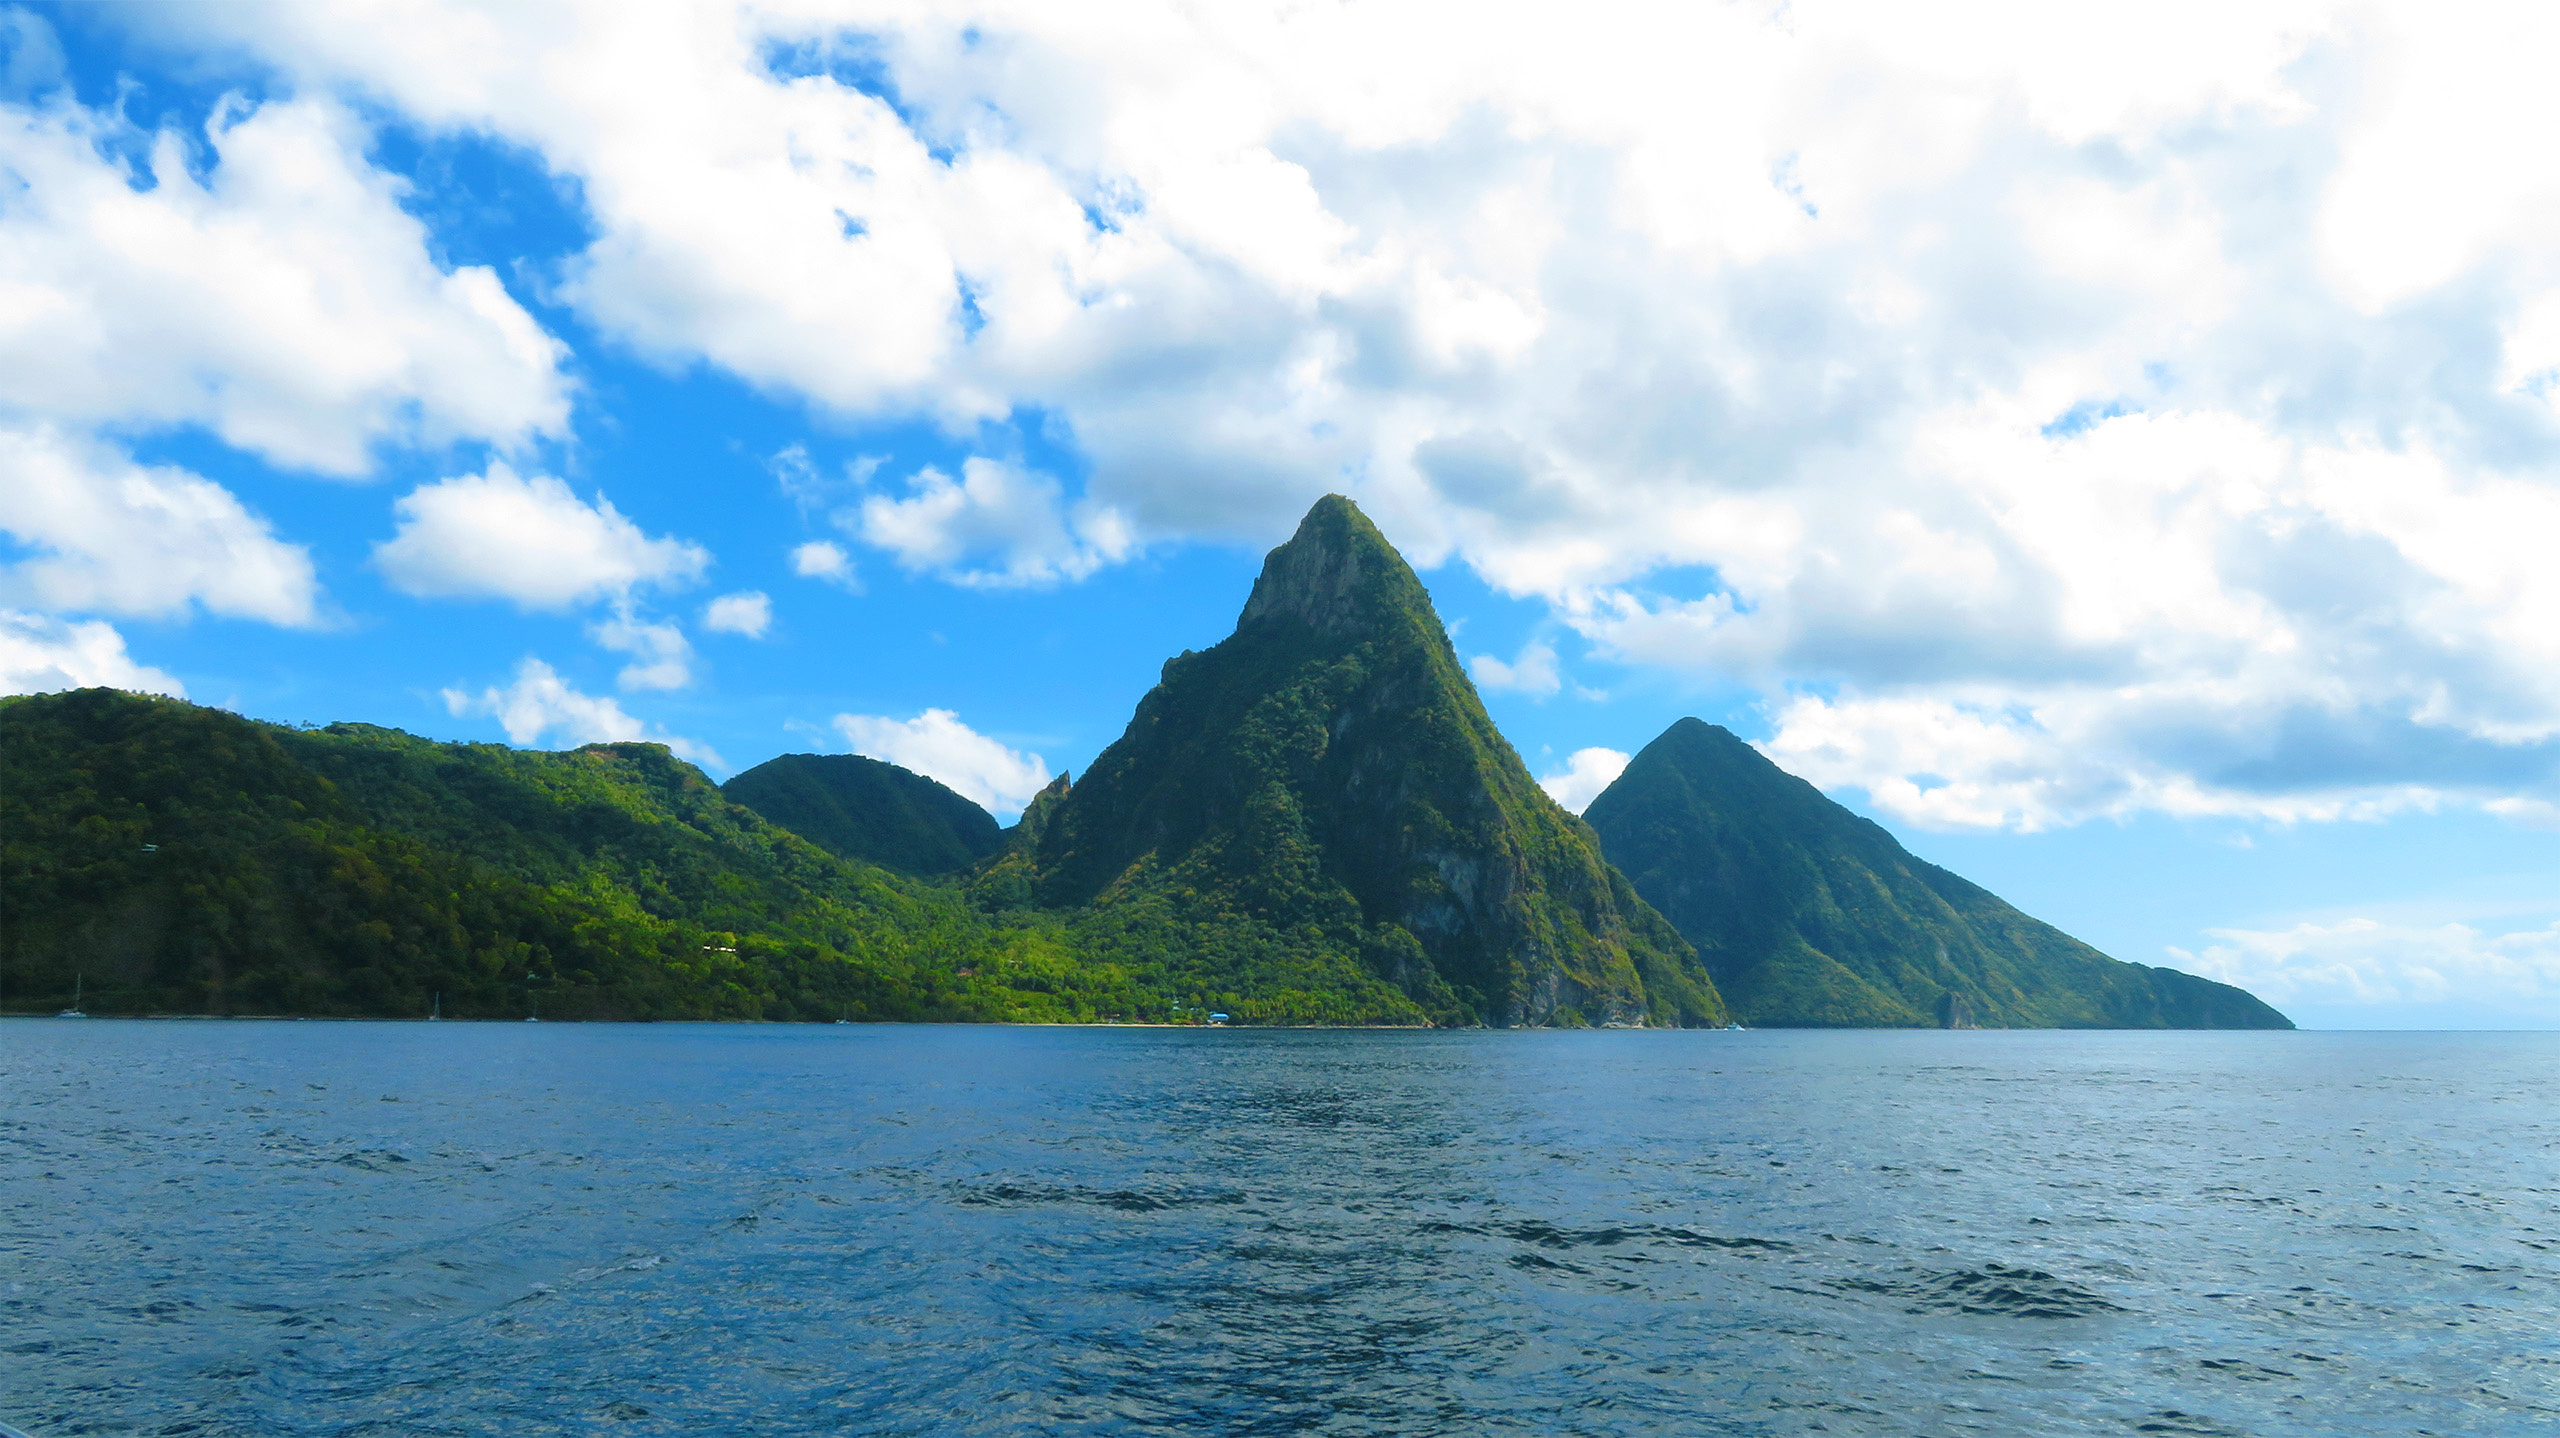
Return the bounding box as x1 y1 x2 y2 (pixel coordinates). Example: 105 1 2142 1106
724 752 1002 876
980 495 1727 1027
0 689 1152 1021
1583 718 2292 1029
13 515 2272 1032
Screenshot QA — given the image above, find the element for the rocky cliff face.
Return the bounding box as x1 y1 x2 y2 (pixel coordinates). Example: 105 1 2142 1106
994 495 1725 1027
1585 718 2292 1029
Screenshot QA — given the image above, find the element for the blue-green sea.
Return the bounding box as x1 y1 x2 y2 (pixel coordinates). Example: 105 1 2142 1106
3 1023 2553 1435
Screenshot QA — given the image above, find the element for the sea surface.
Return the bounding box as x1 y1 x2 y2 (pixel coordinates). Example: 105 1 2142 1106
1 1023 2554 1437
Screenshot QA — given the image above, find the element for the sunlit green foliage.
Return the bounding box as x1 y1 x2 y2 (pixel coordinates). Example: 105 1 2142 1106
3 502 1743 1030
0 689 1128 1021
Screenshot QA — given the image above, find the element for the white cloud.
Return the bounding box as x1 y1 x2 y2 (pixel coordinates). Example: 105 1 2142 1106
1470 638 1560 697
832 707 1050 819
2316 7 2560 312
2484 797 2560 831
790 539 858 588
144 3 2560 830
587 602 693 691
855 457 1133 589
0 610 184 697
374 464 710 610
0 423 320 626
442 657 721 769
771 443 882 514
2171 917 2560 1027
1580 410 2560 830
1538 747 1630 814
1753 684 2453 834
701 589 771 638
0 84 567 474
1 11 67 94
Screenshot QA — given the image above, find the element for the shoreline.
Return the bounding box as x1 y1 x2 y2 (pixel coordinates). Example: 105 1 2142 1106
0 1011 1445 1029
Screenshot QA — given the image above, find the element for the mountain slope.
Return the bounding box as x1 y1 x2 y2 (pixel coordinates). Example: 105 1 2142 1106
724 752 1001 876
0 689 1147 1021
1583 718 2291 1029
983 495 1726 1027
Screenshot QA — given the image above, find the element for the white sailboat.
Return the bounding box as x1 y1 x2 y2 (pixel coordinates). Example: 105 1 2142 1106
57 974 85 1019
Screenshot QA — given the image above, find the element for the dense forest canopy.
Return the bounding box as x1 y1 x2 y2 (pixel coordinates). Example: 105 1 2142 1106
1 687 1138 1021
1585 719 2291 1029
722 752 1004 877
986 496 1726 1028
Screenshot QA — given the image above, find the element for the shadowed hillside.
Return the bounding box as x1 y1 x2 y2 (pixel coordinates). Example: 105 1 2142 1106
724 752 1002 876
1585 718 2291 1029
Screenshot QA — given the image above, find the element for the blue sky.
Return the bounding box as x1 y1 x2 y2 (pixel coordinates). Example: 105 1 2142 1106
10 1 2560 1027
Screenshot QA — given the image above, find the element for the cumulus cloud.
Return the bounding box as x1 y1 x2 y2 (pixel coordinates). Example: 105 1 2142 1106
0 424 320 626
790 539 858 588
2172 917 2560 1026
855 457 1134 589
1470 639 1561 698
587 602 693 691
1537 747 1630 814
0 81 567 474
374 464 710 610
832 708 1050 819
150 2 2560 829
771 443 881 514
701 590 771 638
0 610 184 697
442 657 721 768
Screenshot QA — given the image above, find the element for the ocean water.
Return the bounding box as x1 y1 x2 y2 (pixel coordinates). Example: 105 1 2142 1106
1 1023 2553 1437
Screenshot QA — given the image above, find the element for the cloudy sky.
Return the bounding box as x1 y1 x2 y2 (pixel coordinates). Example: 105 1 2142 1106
10 1 2560 1026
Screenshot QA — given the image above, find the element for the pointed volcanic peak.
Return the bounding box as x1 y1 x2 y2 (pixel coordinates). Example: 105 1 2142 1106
1583 718 2292 1030
994 494 1726 1027
724 753 1002 877
1233 492 1430 640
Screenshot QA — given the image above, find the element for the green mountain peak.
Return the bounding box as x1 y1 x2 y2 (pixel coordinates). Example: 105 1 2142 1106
1234 492 1428 640
986 493 1727 1027
1585 718 2291 1029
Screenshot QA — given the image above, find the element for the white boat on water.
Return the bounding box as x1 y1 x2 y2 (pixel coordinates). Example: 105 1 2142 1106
57 975 85 1019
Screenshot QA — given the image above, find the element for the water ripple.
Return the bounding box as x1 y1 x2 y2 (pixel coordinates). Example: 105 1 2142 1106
3 1023 2557 1436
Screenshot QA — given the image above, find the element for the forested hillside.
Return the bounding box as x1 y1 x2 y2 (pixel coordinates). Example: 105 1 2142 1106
723 752 1003 876
2 506 2292 1032
1586 718 2291 1029
0 689 1143 1022
983 495 1727 1028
